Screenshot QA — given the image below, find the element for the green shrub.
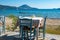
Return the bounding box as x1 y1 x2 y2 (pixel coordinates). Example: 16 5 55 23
7 14 18 31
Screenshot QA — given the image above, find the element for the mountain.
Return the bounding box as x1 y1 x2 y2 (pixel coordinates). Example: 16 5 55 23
0 5 17 10
0 4 39 10
57 8 60 10
0 4 60 10
18 4 39 10
19 4 32 9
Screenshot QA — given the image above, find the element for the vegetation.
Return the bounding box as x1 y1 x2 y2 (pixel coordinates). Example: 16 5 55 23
46 29 60 35
6 14 18 31
55 25 60 31
46 25 60 35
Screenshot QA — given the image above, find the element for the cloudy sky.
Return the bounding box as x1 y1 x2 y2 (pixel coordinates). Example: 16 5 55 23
0 0 60 9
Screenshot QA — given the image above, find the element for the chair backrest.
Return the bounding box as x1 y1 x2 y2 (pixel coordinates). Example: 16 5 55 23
20 18 32 28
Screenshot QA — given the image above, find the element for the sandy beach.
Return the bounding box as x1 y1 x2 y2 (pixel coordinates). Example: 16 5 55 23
4 18 60 27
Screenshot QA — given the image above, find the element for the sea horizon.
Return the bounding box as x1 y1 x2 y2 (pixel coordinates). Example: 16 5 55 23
0 4 60 18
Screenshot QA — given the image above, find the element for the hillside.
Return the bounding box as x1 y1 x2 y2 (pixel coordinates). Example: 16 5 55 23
0 5 17 10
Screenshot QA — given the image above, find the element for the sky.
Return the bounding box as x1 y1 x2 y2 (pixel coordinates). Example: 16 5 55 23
0 0 60 9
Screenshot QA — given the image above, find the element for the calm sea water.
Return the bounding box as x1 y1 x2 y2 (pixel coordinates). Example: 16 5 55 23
0 9 60 18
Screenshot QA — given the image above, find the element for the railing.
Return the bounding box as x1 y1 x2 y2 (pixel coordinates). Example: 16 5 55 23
0 16 5 35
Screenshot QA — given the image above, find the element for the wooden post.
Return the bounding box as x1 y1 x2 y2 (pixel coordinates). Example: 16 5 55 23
43 16 47 40
0 16 5 35
3 16 5 33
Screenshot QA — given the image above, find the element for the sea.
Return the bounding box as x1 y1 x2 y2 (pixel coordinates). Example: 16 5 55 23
0 9 60 18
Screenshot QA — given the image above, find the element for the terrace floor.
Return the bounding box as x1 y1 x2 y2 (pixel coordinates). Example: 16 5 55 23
0 32 60 40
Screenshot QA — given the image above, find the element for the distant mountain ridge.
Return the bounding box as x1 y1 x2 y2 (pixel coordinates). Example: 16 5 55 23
0 4 39 10
0 4 60 10
0 5 17 9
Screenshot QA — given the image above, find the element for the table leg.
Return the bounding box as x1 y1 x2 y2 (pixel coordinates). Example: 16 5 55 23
36 27 39 40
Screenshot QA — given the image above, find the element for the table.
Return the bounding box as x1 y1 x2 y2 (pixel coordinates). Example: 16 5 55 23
19 16 44 40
